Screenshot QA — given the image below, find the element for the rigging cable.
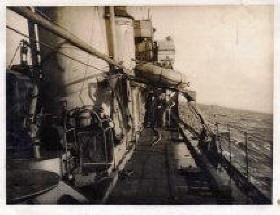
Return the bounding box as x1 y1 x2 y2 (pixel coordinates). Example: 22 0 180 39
6 25 109 73
6 25 208 132
8 44 20 69
7 25 193 96
79 7 98 105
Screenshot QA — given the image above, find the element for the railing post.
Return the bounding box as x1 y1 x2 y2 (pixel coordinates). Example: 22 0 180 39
215 122 222 171
227 124 232 190
111 128 116 169
244 132 249 182
215 123 222 155
228 125 231 164
215 122 219 140
228 125 231 165
169 108 171 128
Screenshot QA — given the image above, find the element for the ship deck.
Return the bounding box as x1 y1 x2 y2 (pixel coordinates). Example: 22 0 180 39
106 128 217 204
9 128 251 204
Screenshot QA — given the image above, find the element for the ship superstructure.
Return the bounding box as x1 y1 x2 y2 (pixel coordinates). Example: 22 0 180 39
6 6 271 204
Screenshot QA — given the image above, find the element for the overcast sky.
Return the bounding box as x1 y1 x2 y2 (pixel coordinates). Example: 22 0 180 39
151 6 273 113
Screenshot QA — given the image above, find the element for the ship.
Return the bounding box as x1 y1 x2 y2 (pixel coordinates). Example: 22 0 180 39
6 6 271 204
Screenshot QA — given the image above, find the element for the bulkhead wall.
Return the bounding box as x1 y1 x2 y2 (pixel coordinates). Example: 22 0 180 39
38 6 111 114
38 6 139 145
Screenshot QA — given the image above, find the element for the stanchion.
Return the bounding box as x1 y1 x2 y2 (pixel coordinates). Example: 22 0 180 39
227 125 232 196
244 132 249 182
244 131 250 203
227 125 232 167
215 123 221 154
215 122 222 171
111 128 116 170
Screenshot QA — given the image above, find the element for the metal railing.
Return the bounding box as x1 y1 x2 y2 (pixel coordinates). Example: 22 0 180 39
213 122 272 203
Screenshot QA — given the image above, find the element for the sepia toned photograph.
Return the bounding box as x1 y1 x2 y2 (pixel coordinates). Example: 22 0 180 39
5 5 273 205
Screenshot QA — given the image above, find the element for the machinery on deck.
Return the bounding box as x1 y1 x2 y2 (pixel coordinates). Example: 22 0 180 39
61 105 115 186
7 39 41 160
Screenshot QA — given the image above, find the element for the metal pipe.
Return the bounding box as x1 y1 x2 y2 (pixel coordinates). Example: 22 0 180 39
8 6 126 70
110 128 116 169
168 100 175 128
103 130 108 163
28 7 41 68
27 18 38 66
126 80 133 146
137 89 142 141
109 6 117 61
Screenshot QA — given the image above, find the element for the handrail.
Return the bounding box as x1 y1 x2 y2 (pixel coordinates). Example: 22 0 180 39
208 121 272 143
175 112 271 203
175 115 271 204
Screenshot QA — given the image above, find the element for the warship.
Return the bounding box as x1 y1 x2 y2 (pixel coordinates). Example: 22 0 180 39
6 6 272 204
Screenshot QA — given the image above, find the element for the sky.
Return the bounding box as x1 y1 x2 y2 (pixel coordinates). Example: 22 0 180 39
151 6 274 113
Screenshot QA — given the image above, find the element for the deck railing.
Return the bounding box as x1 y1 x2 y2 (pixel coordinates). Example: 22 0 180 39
212 122 272 203
174 110 272 204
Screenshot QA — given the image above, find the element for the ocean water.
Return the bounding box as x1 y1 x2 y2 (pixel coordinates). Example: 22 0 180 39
179 102 273 199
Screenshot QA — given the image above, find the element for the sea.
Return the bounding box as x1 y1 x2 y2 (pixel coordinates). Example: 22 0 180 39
179 102 273 200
